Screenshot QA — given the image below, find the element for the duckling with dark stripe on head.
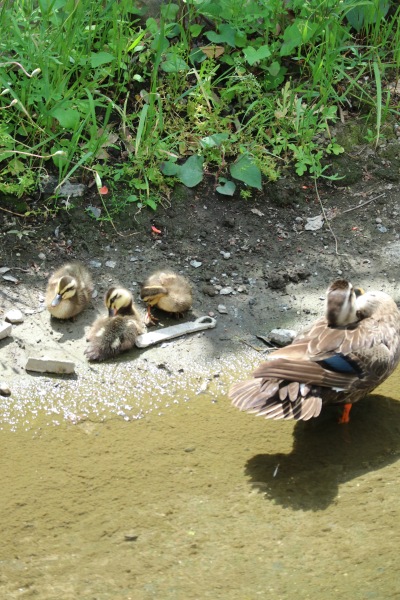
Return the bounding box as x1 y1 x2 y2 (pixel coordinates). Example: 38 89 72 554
85 287 145 362
46 262 93 319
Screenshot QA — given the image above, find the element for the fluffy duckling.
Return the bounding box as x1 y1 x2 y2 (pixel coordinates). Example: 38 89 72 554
85 287 145 362
46 262 93 319
230 289 400 423
140 270 192 322
325 279 364 327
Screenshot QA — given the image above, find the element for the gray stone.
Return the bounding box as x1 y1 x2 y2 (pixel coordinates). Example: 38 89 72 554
268 328 297 347
219 287 233 295
217 304 228 314
105 260 116 268
5 309 24 324
25 357 75 375
0 322 12 340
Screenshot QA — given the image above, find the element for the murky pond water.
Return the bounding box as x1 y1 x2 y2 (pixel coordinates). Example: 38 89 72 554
1 350 400 599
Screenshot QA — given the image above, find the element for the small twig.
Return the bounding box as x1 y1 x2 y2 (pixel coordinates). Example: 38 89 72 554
0 206 27 217
341 193 384 214
236 337 265 352
314 179 346 257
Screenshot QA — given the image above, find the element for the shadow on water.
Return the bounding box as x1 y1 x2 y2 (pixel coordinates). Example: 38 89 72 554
245 394 400 511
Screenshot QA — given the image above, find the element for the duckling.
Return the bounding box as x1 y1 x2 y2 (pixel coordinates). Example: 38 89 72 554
46 262 93 319
230 289 400 423
140 270 192 322
85 287 145 362
325 279 364 327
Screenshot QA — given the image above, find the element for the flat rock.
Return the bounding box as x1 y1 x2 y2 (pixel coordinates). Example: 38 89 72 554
0 322 12 340
5 309 24 324
25 357 75 375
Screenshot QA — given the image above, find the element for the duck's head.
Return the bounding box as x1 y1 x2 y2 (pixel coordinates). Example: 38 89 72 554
105 287 133 316
325 279 364 327
140 284 167 307
51 276 78 306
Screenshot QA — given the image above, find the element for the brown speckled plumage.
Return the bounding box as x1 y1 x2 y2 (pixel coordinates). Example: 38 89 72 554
230 290 400 421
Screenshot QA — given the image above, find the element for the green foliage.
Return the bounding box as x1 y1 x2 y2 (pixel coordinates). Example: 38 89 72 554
0 0 399 211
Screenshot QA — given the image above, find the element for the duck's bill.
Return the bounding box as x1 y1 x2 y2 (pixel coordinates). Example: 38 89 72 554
51 294 63 306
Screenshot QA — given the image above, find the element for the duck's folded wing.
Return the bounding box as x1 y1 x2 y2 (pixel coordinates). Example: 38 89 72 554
253 356 360 390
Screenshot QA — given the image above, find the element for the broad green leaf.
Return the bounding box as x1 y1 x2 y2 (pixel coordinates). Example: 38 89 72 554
90 52 115 68
268 61 281 76
161 3 179 20
160 161 180 176
216 178 236 196
51 108 80 129
230 154 261 189
243 45 270 66
280 23 302 56
177 155 204 187
161 53 189 73
200 133 229 148
190 24 203 37
205 24 236 48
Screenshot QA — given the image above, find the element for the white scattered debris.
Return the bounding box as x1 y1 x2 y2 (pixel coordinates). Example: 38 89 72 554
0 322 12 340
304 214 324 231
5 309 24 324
220 251 231 259
190 260 202 268
105 260 116 268
250 208 265 217
219 287 233 295
90 260 102 268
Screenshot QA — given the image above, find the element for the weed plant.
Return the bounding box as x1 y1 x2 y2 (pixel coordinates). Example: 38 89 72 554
0 0 399 213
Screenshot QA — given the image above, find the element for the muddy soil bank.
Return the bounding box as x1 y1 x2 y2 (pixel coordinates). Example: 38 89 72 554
1 148 400 394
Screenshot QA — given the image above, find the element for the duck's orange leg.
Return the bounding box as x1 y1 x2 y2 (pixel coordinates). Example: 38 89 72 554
338 403 352 424
144 304 158 326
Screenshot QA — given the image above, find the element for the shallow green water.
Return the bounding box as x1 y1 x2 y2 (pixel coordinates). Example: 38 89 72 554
1 355 400 599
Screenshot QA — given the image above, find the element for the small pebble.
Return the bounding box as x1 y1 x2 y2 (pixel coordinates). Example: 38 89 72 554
5 309 24 324
219 287 233 295
89 260 102 268
268 328 297 346
217 304 228 314
375 217 382 224
105 260 116 268
220 251 231 259
38 252 46 260
0 382 11 397
190 260 202 268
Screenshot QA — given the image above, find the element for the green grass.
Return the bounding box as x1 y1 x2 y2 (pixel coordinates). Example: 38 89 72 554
0 0 399 212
